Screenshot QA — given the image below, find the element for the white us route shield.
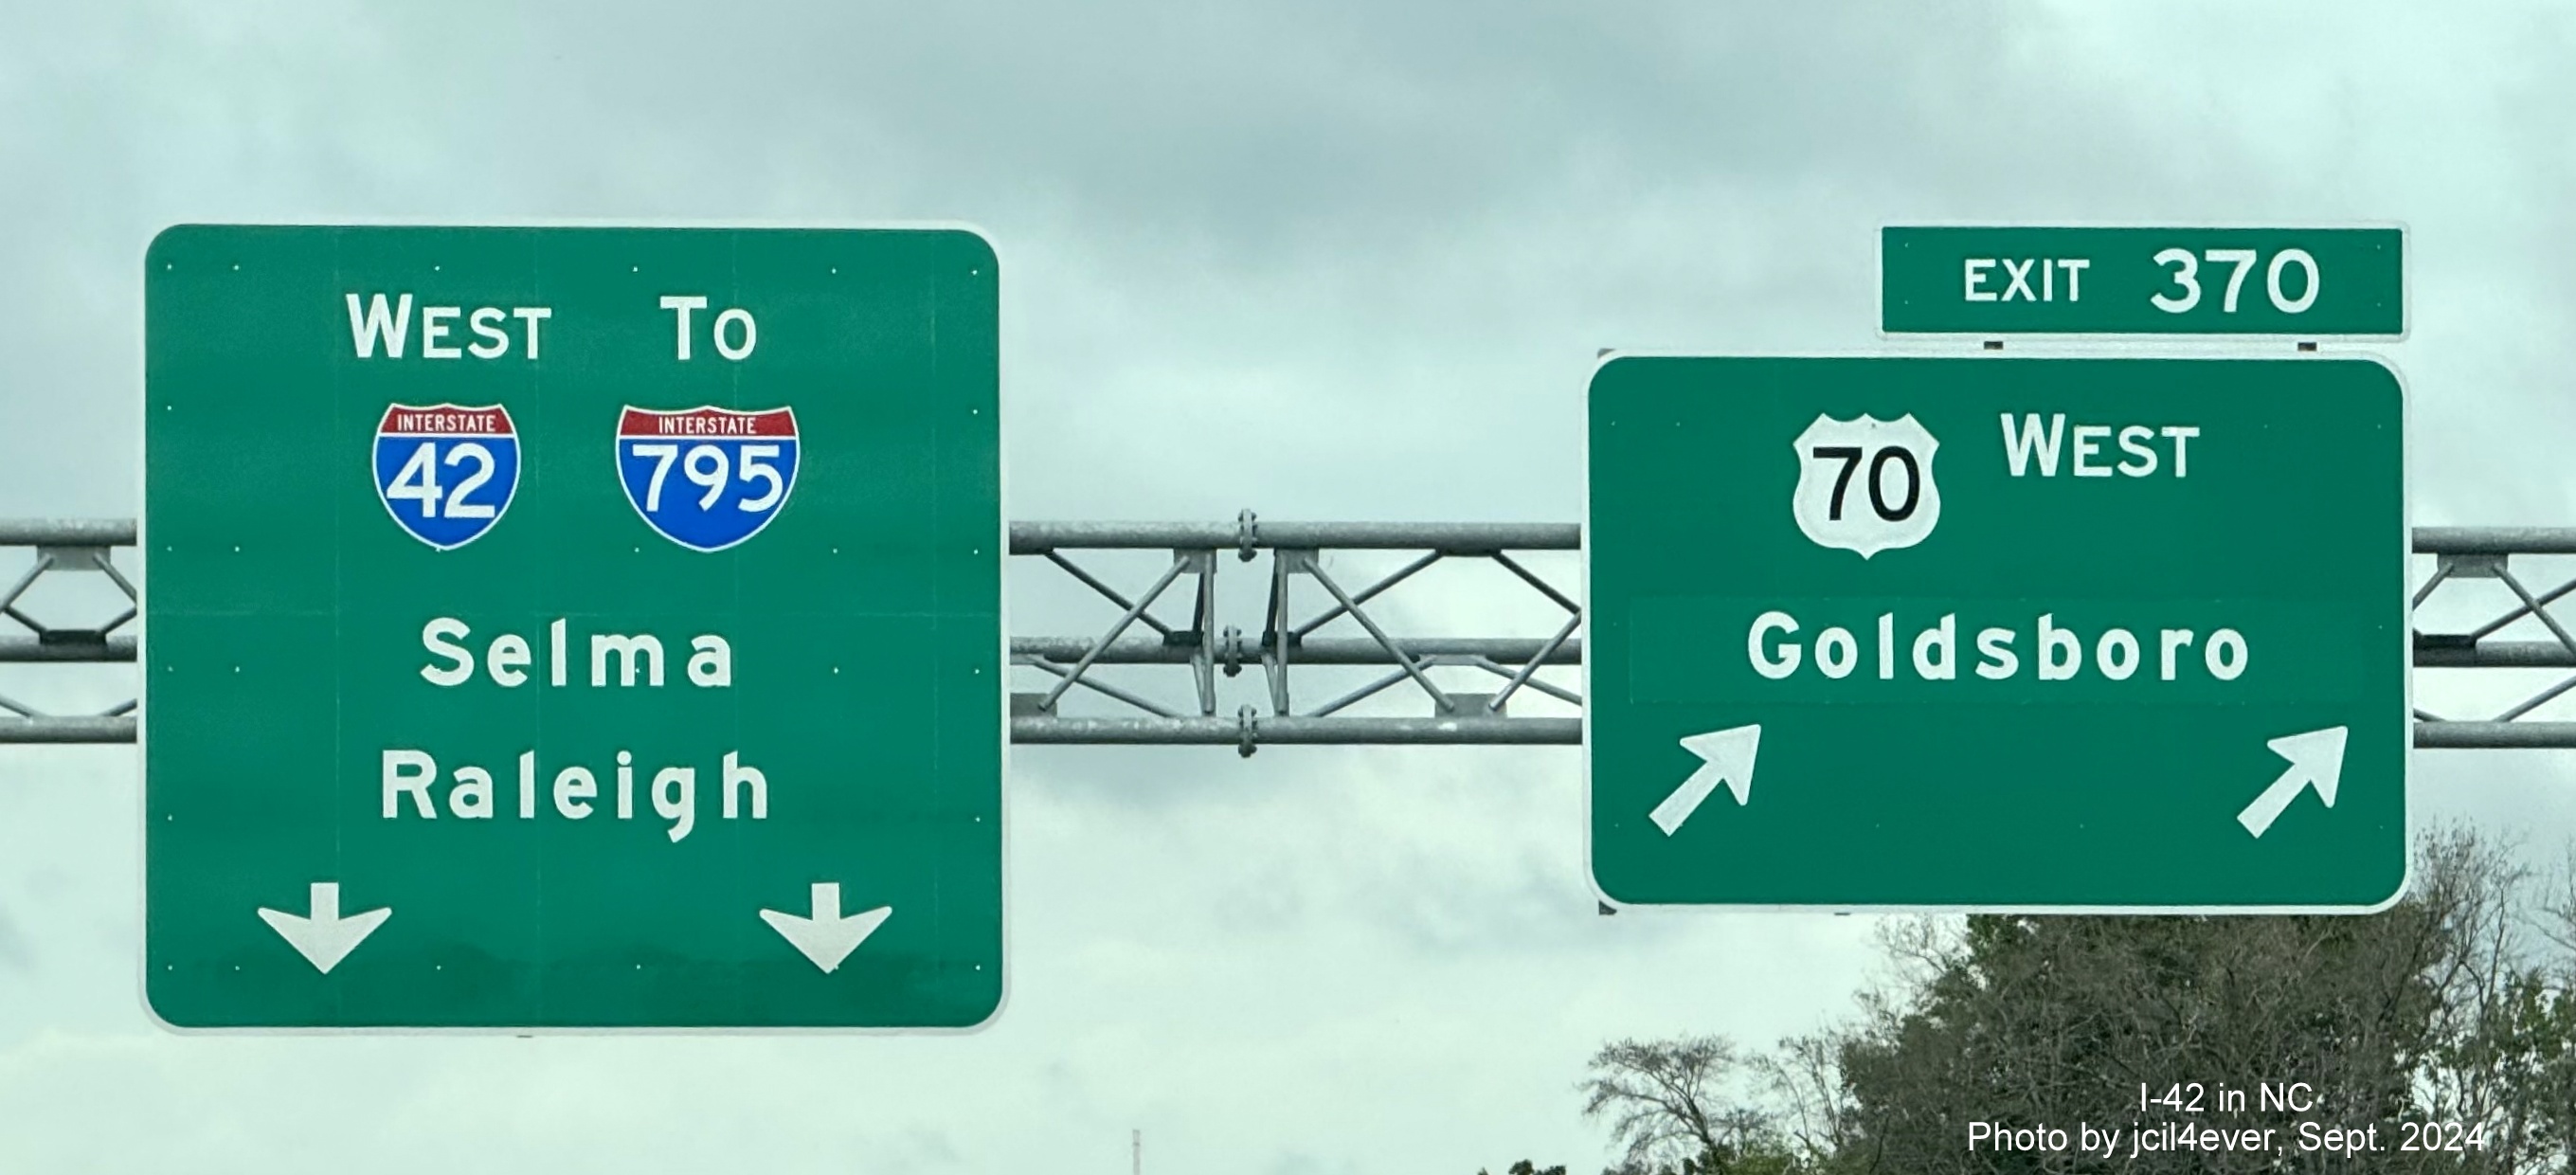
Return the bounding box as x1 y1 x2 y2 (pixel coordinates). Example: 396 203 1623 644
1790 413 1942 558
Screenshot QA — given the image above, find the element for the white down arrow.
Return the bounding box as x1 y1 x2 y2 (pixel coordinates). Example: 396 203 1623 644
760 883 893 973
256 882 391 974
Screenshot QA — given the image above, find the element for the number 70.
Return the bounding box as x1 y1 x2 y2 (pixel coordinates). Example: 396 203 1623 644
629 443 786 513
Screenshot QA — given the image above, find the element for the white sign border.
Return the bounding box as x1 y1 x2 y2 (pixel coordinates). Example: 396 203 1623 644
1873 221 2413 343
135 217 1017 1038
1579 343 2415 916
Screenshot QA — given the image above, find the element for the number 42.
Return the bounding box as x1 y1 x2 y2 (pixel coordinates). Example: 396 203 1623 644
385 441 498 519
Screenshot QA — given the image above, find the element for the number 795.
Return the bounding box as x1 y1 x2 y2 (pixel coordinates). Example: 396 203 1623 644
628 443 786 513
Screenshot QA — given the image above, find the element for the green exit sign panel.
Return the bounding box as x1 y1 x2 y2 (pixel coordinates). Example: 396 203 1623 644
144 225 1002 1029
1587 355 2406 911
1882 226 2404 336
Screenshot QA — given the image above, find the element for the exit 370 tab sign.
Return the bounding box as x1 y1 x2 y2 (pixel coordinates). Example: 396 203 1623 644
144 225 1002 1030
1881 226 2405 336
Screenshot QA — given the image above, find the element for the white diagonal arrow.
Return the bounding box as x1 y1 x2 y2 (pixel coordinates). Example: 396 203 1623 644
1649 724 1762 836
759 883 893 974
256 882 392 974
2238 726 2350 839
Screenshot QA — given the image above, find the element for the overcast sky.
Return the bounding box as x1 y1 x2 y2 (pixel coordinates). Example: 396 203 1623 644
6 2 2576 1171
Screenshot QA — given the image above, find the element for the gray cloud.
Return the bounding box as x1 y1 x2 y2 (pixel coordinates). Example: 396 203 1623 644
0 910 28 973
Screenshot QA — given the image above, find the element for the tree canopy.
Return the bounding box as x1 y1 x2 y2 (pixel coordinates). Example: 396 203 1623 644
1561 829 2576 1175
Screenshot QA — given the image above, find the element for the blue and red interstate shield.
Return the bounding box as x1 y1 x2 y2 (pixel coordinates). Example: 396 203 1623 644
615 406 801 551
371 403 520 550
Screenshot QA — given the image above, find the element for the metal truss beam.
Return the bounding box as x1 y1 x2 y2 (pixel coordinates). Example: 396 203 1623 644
1013 715 1584 749
1009 636 1577 666
1011 519 1581 555
0 518 134 546
7 517 2576 751
1005 513 1584 753
0 518 140 744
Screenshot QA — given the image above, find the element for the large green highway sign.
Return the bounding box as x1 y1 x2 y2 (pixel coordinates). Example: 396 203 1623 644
144 225 1002 1028
1587 356 2406 911
1882 226 2405 336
